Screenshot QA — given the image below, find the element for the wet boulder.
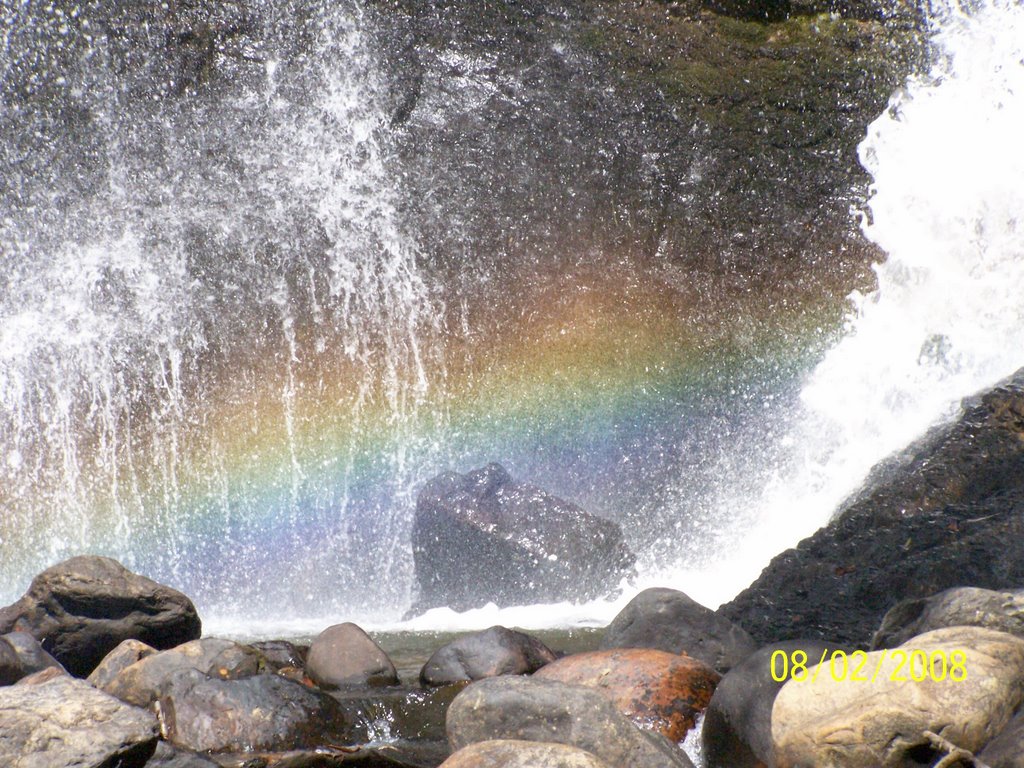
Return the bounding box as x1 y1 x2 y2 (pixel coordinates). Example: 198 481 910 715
421 625 557 686
0 670 158 766
440 739 614 767
446 675 694 768
772 627 1024 767
0 631 65 686
701 639 849 768
305 622 398 688
722 369 1024 646
0 555 201 677
101 637 265 708
158 673 362 753
410 464 635 614
601 587 756 672
534 648 718 742
872 586 1024 649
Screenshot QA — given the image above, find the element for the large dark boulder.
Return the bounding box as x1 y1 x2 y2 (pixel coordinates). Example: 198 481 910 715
701 640 849 768
446 675 694 768
421 625 557 686
0 670 159 767
0 556 202 677
721 369 1024 646
411 464 635 614
600 587 756 672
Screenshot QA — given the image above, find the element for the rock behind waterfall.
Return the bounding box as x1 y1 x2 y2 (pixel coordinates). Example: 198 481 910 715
0 556 201 677
410 464 635 614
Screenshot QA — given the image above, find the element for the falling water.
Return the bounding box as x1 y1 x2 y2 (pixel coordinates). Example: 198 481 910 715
660 0 1024 608
2 0 1022 631
0 0 444 616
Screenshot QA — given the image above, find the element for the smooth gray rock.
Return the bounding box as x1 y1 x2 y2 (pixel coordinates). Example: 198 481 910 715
979 707 1024 768
88 639 158 690
0 671 158 767
0 631 65 686
306 622 398 689
446 675 694 768
0 556 201 677
601 587 756 672
421 625 557 686
144 740 220 767
441 739 614 767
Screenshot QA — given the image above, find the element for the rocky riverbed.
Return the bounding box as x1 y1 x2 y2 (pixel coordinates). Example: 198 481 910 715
4 367 1024 767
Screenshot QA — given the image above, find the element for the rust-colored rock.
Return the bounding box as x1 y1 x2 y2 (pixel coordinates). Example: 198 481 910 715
534 648 720 742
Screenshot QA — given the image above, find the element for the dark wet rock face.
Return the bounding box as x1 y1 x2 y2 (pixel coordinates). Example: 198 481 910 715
377 0 922 357
0 672 159 767
411 464 635 614
0 556 201 677
601 587 756 672
421 625 557 686
722 368 1024 646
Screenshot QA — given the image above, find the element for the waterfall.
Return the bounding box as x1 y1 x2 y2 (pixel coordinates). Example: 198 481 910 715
2 0 1021 630
663 0 1024 608
0 0 444 617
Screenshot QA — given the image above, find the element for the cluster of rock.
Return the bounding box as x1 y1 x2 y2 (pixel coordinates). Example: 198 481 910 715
8 370 1024 766
0 554 715 768
9 565 1024 767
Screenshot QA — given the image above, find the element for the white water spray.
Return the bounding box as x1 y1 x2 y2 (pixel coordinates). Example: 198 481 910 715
667 0 1024 607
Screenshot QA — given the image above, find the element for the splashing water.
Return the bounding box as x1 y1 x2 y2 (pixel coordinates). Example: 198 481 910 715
2 0 1022 632
657 0 1024 608
0 0 444 616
